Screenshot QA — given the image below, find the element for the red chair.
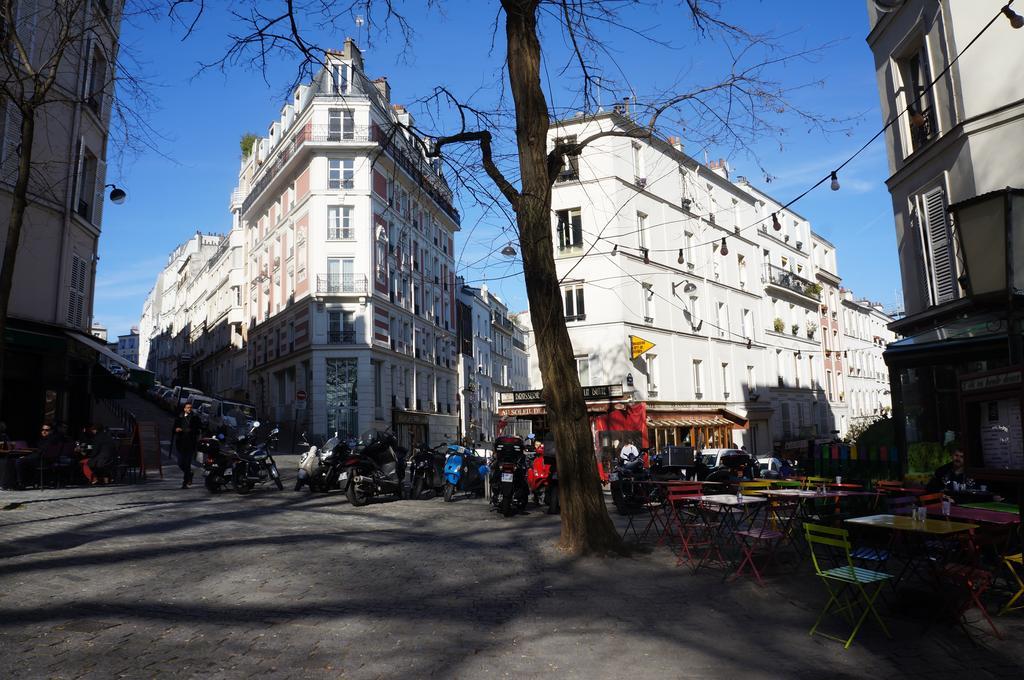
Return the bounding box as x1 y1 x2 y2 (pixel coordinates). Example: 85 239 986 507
917 492 944 510
732 499 795 585
663 482 711 567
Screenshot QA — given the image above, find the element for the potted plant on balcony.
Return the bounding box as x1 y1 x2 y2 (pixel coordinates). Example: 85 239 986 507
806 323 816 339
804 282 823 298
790 323 799 336
773 317 785 333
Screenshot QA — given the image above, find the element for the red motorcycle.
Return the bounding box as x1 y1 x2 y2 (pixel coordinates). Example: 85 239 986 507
526 442 559 514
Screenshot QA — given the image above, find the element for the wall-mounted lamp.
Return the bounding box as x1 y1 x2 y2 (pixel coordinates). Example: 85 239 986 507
625 373 634 387
671 280 698 295
105 184 127 204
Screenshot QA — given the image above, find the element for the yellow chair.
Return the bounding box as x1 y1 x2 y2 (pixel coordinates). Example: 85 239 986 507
999 553 1024 616
804 523 893 649
739 480 772 493
803 475 831 490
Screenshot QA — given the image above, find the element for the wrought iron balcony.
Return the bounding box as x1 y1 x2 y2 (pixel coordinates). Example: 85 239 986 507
316 273 368 295
327 329 357 344
763 264 820 301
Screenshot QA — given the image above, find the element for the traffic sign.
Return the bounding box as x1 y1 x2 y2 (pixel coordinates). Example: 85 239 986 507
629 335 656 360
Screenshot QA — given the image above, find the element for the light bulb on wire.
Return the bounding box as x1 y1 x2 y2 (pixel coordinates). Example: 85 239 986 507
771 212 781 231
719 238 729 257
830 171 840 191
1003 5 1024 28
677 248 685 265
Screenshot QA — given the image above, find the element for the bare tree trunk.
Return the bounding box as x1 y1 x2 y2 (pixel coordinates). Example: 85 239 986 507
503 0 622 555
0 104 36 414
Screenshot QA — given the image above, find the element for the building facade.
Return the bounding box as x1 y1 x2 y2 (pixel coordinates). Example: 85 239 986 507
236 40 460 445
502 111 894 459
116 328 139 365
0 0 124 435
866 0 1024 471
842 293 897 428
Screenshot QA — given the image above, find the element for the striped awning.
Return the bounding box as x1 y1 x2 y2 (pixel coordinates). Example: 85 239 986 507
646 415 733 428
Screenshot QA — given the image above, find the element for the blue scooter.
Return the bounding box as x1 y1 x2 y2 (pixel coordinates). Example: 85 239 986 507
442 445 489 502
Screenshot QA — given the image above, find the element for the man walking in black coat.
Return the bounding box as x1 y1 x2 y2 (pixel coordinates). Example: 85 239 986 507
173 402 201 488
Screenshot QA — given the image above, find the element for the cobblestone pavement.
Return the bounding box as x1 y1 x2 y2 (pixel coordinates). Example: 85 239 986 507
1 463 1022 680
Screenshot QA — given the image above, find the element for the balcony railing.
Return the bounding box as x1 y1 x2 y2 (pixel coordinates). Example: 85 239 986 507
764 264 820 301
316 273 368 295
327 329 357 344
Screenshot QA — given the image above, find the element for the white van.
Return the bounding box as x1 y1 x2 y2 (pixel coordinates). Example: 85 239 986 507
171 386 205 412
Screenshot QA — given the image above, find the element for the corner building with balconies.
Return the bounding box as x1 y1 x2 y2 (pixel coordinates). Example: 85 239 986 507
236 40 460 445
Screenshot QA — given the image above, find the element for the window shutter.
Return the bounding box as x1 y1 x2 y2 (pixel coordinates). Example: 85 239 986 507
66 255 88 328
93 158 106 226
921 186 957 304
1 100 23 182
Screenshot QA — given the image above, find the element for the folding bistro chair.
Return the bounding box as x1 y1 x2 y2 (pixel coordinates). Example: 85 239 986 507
732 496 791 585
940 561 1000 638
804 523 893 649
662 482 706 565
999 553 1024 616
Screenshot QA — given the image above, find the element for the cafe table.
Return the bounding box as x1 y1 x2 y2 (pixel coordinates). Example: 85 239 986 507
692 493 767 573
961 501 1021 514
925 505 1020 526
845 514 979 586
620 480 724 544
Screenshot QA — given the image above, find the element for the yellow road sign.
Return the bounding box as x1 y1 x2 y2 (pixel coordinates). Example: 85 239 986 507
629 335 655 360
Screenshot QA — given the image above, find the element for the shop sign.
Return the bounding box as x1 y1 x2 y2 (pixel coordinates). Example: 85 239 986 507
961 370 1022 393
629 335 656 360
393 410 428 425
498 384 624 405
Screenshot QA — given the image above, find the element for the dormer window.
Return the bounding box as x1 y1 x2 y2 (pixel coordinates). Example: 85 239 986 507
330 63 349 94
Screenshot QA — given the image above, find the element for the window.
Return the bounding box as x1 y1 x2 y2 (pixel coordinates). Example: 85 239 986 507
554 135 579 182
738 254 747 288
740 308 752 339
716 302 727 338
721 363 730 399
647 354 658 391
636 212 647 249
66 254 88 328
642 282 654 322
330 63 349 94
632 142 644 182
901 45 935 152
328 158 354 189
687 295 700 330
328 310 355 342
326 257 354 292
85 44 108 115
562 283 586 321
746 365 756 394
328 109 355 140
793 352 801 387
75 145 99 222
575 355 590 386
692 359 703 398
683 231 694 268
780 402 791 437
917 186 958 305
327 206 353 239
555 208 583 249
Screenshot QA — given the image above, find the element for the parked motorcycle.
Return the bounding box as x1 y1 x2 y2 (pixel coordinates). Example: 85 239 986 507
489 435 529 517
200 434 233 493
295 432 352 492
526 443 559 514
609 448 650 514
230 421 284 494
408 443 447 500
441 444 488 502
341 430 405 506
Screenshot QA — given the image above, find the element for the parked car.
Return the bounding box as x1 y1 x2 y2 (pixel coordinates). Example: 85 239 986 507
156 387 175 409
170 386 205 412
698 448 747 469
198 399 258 435
699 449 756 482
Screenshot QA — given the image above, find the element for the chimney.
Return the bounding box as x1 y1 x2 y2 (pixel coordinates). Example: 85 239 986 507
708 158 729 180
667 136 684 153
373 77 390 104
342 38 364 72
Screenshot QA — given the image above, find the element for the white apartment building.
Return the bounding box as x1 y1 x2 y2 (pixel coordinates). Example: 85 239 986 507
0 0 124 435
236 40 460 445
842 294 897 426
116 328 139 365
503 111 895 456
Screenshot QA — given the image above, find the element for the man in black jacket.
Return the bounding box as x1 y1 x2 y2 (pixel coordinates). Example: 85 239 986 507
13 423 65 489
173 402 201 488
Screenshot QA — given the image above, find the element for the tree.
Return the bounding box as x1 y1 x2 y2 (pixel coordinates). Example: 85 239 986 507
172 0 838 555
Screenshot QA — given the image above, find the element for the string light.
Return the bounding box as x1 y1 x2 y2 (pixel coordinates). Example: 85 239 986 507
771 212 781 231
500 243 517 257
719 237 729 257
907 106 926 128
1003 5 1024 28
677 248 685 264
642 247 649 264
830 172 840 191
746 338 752 350
611 244 618 255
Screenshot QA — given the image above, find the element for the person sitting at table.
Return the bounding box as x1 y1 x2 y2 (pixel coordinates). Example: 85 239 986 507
926 442 967 493
78 424 116 485
13 423 65 489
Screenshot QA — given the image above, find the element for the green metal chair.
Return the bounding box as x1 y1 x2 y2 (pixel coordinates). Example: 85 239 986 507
804 522 894 648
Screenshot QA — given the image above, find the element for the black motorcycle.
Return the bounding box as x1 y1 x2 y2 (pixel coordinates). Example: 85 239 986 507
341 430 405 506
489 435 529 517
407 443 447 500
609 451 650 514
230 422 284 494
200 434 233 493
295 432 352 492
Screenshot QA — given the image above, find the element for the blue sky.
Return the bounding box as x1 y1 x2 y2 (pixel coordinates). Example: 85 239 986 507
95 1 902 337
